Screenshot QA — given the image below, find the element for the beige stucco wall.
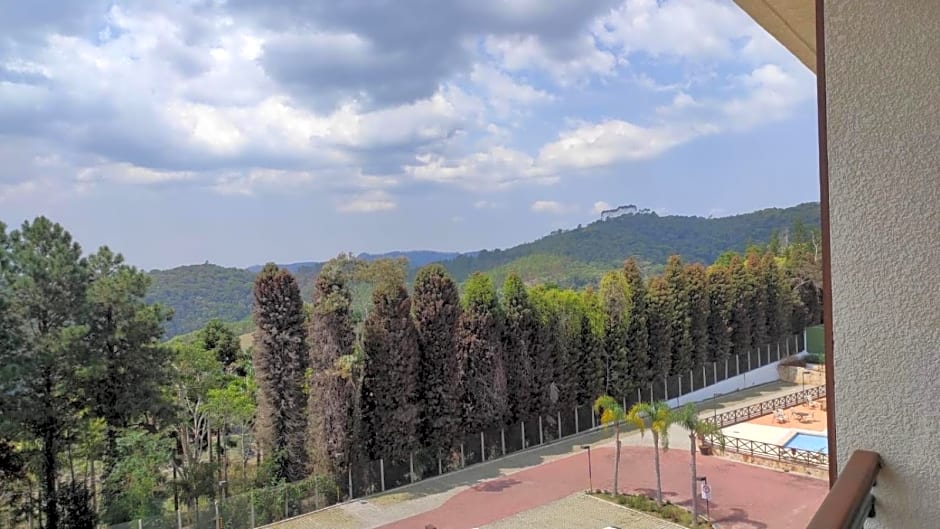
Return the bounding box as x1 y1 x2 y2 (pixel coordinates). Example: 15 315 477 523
825 1 940 528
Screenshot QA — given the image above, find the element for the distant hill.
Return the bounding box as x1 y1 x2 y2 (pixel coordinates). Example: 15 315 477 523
146 265 256 338
440 203 820 283
149 202 820 338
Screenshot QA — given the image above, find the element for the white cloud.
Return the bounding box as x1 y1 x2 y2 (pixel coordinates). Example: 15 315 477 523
473 200 498 209
531 200 574 214
406 146 556 189
337 190 397 213
470 64 554 115
537 119 718 172
722 64 815 129
484 34 617 83
596 0 754 61
592 201 612 214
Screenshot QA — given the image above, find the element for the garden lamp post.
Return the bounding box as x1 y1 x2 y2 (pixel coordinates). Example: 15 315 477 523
581 445 592 492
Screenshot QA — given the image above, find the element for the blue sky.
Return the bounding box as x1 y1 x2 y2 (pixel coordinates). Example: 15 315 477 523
0 0 818 270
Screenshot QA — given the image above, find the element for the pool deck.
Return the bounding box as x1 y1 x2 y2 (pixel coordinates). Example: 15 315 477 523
721 397 828 448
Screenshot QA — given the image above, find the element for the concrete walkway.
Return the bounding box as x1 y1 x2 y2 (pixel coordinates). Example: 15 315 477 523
266 380 806 529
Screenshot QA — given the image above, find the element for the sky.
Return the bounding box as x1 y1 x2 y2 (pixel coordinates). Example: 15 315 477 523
0 0 819 270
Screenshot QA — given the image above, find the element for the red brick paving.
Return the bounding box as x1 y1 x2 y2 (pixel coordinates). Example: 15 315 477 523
378 445 826 529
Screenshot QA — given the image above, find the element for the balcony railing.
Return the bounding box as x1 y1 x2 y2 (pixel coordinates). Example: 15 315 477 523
805 450 881 529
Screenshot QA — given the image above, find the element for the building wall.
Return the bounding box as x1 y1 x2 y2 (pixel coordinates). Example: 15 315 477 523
825 2 940 527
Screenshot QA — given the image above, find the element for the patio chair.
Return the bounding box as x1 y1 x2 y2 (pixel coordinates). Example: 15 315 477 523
774 409 787 423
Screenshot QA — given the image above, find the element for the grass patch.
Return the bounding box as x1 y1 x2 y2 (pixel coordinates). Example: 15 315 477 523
369 491 420 506
589 491 714 529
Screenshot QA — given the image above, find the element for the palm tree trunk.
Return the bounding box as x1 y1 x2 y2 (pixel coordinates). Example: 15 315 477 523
690 433 698 528
613 427 621 495
653 433 663 505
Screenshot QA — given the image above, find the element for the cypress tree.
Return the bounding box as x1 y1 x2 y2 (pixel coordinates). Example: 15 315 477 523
598 271 630 398
761 252 791 343
646 277 673 382
744 252 769 350
501 274 537 423
705 264 734 363
359 275 419 462
684 263 710 369
728 255 753 356
663 256 693 375
623 258 650 385
456 273 507 433
531 292 563 417
575 309 603 404
412 265 461 455
308 258 358 479
252 264 308 482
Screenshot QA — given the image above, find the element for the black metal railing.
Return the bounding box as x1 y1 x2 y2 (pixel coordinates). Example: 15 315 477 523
705 385 826 428
709 434 829 468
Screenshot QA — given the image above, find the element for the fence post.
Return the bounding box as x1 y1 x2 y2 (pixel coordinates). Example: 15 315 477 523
702 365 707 388
736 354 740 376
664 378 669 400
747 350 752 372
538 416 544 445
348 467 353 500
591 408 596 429
501 428 506 455
649 382 654 402
409 452 415 484
678 374 682 396
178 508 183 529
480 432 486 462
521 422 527 448
777 342 781 362
250 491 255 529
725 357 729 379
460 444 465 467
574 408 579 433
689 372 693 394
138 519 143 529
713 362 718 383
438 452 442 475
557 411 562 439
380 458 386 492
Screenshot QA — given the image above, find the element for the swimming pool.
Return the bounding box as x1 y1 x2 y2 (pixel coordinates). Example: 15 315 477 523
784 433 828 453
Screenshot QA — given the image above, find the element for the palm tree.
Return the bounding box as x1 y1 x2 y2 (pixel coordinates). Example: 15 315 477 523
628 401 673 505
593 395 627 494
673 404 722 528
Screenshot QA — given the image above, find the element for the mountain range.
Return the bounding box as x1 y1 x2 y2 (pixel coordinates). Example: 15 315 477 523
147 202 820 338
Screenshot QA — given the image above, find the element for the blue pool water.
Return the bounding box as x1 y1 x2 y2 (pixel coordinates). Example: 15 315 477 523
785 433 828 453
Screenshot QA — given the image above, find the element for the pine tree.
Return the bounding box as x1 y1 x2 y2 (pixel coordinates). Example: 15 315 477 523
84 247 173 478
359 275 419 462
501 274 537 423
412 265 461 455
623 258 650 385
456 273 507 433
684 263 710 369
2 218 90 529
705 264 733 363
599 271 630 398
308 258 358 479
663 256 693 375
252 264 308 482
646 277 673 382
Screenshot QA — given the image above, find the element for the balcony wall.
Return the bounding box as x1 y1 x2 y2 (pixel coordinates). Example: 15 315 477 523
825 1 940 528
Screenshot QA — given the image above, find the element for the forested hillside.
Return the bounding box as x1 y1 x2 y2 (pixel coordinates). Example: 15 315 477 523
146 265 256 337
148 203 820 338
441 202 821 282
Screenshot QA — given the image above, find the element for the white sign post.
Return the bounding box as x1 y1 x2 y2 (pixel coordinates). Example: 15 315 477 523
700 482 712 521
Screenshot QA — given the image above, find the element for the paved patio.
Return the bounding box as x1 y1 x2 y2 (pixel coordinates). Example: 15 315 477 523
481 493 685 529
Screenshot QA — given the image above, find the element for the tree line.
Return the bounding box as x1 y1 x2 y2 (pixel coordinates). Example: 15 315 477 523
0 217 821 528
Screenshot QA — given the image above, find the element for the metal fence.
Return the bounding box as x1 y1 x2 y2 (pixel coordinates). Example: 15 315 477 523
107 332 805 529
710 434 829 468
705 384 826 428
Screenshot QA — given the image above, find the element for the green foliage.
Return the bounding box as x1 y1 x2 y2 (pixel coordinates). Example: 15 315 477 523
500 274 538 422
457 273 507 432
100 432 173 523
590 492 714 529
599 271 630 397
57 481 97 529
199 319 243 372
